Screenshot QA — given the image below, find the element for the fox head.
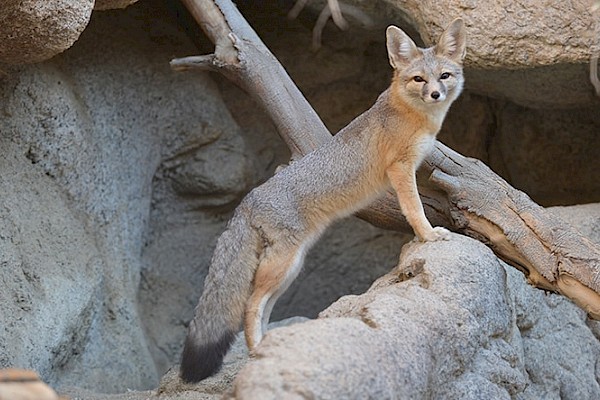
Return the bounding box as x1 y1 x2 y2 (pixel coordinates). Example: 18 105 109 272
386 19 466 108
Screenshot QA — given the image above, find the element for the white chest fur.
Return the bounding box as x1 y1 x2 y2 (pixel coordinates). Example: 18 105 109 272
413 134 436 168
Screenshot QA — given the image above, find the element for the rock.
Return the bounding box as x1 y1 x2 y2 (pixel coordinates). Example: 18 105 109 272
315 0 600 107
226 232 600 399
227 234 518 398
94 0 140 10
549 202 600 242
0 0 93 65
59 318 308 400
0 0 251 393
394 0 599 69
0 149 107 390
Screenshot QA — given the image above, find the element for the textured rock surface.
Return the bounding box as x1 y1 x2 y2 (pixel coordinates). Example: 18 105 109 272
0 150 106 389
0 0 599 397
327 0 600 107
94 0 140 10
0 369 60 400
225 215 600 399
381 0 599 68
0 0 93 65
0 1 250 393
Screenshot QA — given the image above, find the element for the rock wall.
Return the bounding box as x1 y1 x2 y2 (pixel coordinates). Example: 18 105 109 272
0 0 598 397
0 1 250 392
156 204 600 400
0 0 142 65
0 0 94 65
225 215 600 399
0 0 408 392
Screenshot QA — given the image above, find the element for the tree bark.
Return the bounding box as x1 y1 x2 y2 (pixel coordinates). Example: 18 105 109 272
172 0 600 318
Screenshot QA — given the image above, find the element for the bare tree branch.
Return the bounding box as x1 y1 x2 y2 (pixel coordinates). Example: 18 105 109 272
288 0 374 49
424 143 600 317
173 0 600 319
177 0 332 160
289 0 349 30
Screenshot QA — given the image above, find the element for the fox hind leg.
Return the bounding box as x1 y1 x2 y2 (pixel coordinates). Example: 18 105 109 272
244 243 307 351
260 245 308 334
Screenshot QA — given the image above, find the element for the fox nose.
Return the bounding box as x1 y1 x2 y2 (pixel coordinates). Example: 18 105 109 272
431 91 440 100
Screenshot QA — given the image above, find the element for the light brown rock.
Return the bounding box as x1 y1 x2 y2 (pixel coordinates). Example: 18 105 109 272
0 0 93 65
404 0 598 68
339 0 600 106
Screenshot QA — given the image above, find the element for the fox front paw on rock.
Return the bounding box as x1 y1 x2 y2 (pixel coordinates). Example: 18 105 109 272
419 226 451 242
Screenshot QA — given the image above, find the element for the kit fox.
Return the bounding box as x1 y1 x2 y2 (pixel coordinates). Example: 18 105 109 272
180 18 466 382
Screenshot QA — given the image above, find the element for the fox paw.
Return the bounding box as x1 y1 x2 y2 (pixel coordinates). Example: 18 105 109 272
419 227 450 242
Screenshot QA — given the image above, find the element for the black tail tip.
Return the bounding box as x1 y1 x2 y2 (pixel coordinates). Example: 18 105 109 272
179 330 236 383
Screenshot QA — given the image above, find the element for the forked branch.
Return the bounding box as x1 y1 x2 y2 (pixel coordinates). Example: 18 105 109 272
172 0 600 318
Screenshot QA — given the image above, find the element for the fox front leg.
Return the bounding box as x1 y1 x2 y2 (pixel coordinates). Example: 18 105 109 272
386 162 449 241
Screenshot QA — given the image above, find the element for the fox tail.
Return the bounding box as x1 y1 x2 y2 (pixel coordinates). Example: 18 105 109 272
179 208 260 382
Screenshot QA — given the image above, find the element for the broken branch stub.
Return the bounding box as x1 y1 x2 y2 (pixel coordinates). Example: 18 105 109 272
175 0 331 160
174 0 600 319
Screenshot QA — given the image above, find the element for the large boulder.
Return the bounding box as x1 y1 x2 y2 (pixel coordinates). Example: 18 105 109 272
314 0 600 107
224 231 600 399
0 0 251 393
152 203 600 399
0 0 93 65
389 0 599 68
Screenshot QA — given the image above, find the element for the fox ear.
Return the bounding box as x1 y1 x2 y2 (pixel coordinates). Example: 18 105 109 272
386 25 419 70
435 18 466 63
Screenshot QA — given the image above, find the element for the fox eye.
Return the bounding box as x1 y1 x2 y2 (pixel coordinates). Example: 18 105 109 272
412 76 425 83
440 72 451 80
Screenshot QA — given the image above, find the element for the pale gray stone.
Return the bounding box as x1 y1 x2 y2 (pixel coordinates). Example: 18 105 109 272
0 1 599 398
0 1 250 393
226 231 600 399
